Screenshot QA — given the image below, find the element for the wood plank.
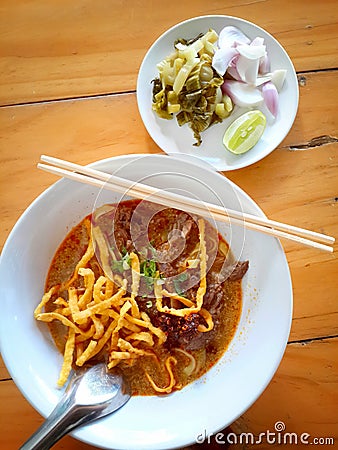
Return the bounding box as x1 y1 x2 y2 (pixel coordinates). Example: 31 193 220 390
0 380 94 449
1 338 337 449
0 71 337 343
1 0 337 105
233 337 338 448
0 356 10 380
0 93 160 249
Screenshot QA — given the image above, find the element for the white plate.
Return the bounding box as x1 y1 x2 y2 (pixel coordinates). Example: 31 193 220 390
0 154 292 449
137 15 299 171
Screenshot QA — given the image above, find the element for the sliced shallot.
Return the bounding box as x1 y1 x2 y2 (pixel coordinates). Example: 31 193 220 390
262 82 279 117
270 69 287 92
250 36 265 47
225 66 241 81
236 55 260 84
210 25 287 119
212 47 238 76
259 53 271 74
234 44 266 84
218 25 251 48
222 80 264 108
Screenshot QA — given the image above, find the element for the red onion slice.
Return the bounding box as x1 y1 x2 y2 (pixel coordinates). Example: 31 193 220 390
218 25 251 48
262 82 279 117
212 47 239 76
222 80 264 108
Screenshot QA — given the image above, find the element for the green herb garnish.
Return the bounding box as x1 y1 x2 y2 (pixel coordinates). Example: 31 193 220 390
140 259 157 278
173 271 189 296
140 259 158 290
111 252 131 273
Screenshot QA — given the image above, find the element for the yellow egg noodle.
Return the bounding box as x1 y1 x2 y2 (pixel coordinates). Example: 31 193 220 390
34 218 211 393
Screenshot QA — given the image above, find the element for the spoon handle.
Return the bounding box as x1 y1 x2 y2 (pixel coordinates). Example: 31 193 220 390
19 364 130 449
19 377 98 450
19 400 76 450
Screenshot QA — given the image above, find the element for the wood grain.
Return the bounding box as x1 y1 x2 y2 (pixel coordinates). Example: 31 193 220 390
235 337 338 448
0 377 94 449
1 0 337 105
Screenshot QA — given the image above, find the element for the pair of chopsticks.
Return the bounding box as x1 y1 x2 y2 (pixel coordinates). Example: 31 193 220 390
37 155 335 252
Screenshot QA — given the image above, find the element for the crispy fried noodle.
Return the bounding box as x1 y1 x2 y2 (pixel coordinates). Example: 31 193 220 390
34 217 210 392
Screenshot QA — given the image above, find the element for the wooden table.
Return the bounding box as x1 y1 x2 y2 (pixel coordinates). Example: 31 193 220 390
0 1 337 448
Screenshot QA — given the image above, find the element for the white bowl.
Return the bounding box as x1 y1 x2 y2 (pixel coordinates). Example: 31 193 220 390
137 15 299 171
0 154 292 449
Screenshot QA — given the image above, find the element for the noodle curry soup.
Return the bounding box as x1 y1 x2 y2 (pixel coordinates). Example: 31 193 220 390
35 199 248 395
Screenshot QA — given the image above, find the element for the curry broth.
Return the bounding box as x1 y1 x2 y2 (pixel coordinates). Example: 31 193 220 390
119 283 241 395
44 200 244 395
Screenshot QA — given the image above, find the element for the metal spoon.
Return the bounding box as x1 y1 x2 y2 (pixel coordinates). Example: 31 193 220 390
20 363 130 450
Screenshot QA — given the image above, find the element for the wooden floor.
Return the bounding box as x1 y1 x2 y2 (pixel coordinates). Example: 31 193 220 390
0 1 337 449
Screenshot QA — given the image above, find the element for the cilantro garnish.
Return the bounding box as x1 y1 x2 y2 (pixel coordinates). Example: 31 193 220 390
111 251 131 273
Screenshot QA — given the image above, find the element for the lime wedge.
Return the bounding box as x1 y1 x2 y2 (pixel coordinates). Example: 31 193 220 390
223 110 266 154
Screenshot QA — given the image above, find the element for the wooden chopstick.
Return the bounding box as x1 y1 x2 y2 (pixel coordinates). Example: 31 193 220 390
40 155 335 245
38 155 335 252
